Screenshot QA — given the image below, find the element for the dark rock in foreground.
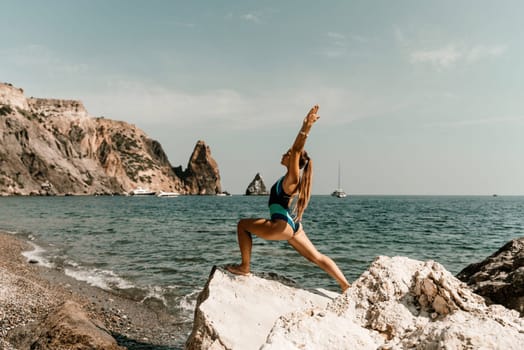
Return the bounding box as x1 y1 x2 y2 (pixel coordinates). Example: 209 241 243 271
457 236 524 316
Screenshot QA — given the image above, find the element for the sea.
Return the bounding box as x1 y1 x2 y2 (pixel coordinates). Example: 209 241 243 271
1 194 523 347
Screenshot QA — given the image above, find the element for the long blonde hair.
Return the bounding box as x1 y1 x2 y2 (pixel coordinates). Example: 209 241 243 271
294 150 313 221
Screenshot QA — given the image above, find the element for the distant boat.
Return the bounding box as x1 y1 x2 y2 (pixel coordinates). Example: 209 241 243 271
157 191 180 197
331 188 347 198
130 187 156 196
331 162 347 198
217 191 232 197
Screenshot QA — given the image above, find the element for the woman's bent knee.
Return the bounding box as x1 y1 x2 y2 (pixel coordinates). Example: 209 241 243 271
237 219 251 230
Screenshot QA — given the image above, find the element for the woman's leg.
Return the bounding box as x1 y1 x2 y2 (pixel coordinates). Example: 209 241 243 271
227 218 293 275
288 229 350 291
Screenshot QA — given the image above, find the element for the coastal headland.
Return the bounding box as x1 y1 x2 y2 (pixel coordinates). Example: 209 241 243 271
0 82 222 196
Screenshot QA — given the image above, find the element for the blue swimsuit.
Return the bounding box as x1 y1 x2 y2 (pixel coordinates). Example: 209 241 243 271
268 177 301 233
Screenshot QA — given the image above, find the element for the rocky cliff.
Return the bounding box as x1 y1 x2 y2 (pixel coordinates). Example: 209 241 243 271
0 82 221 195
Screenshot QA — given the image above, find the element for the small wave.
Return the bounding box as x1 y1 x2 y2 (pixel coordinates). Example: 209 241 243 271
21 242 54 268
141 285 169 306
179 289 200 314
64 267 135 291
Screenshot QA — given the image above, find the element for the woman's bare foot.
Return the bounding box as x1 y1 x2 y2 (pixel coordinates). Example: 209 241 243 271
225 264 251 276
341 283 351 293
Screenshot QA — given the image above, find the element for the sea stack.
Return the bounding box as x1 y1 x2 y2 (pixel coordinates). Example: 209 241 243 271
173 140 222 195
245 173 268 195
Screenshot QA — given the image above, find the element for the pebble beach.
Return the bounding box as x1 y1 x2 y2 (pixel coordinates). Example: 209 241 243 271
0 232 183 350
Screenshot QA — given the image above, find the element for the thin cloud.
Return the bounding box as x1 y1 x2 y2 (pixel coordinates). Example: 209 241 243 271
466 45 507 62
393 26 408 47
322 31 370 58
322 31 347 58
327 32 346 40
241 13 261 23
410 44 507 68
2 44 89 74
425 115 524 128
350 34 369 43
172 21 196 29
82 80 369 130
410 45 461 68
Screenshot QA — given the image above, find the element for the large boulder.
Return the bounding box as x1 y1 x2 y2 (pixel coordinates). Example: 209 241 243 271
457 237 524 315
10 300 124 350
187 258 524 349
185 266 334 350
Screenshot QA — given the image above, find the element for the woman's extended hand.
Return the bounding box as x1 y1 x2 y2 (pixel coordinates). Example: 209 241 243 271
303 105 320 126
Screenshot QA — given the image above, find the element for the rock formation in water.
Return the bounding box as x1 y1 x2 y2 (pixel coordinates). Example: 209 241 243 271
457 236 524 316
0 82 222 195
186 257 524 350
174 141 222 195
245 172 268 195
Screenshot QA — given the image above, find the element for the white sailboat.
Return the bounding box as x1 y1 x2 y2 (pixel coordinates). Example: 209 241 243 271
331 162 347 198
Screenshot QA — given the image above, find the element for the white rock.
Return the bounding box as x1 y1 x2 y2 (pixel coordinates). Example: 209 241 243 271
262 309 381 350
186 258 524 350
185 266 332 350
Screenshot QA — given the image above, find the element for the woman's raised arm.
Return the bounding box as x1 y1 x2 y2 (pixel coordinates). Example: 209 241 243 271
291 105 320 154
283 105 320 191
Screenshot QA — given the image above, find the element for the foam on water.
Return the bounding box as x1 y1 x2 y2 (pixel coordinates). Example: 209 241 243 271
141 285 169 306
179 289 200 314
21 242 54 268
64 267 135 291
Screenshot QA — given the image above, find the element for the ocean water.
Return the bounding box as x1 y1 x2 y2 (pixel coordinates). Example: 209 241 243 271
1 195 523 345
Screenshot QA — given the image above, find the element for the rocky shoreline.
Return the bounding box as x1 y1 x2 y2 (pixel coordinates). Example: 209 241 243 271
0 232 182 350
3 231 524 349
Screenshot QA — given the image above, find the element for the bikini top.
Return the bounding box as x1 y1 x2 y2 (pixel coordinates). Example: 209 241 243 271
268 176 292 209
268 176 300 232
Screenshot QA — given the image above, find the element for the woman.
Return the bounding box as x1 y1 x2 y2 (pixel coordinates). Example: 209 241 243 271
227 105 350 292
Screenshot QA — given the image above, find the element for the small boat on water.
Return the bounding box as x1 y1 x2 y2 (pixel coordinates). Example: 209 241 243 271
130 187 156 196
331 161 347 198
331 188 347 198
216 191 232 197
157 191 180 197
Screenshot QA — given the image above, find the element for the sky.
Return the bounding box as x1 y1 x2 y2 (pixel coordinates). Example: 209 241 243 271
1 0 523 195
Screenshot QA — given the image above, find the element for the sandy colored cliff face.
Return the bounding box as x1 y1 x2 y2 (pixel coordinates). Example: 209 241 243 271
0 82 221 195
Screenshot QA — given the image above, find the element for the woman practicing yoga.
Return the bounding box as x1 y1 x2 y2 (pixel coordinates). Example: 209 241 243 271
227 105 350 292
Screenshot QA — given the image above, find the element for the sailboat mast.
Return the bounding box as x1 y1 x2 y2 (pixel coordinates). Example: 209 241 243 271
338 161 341 190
